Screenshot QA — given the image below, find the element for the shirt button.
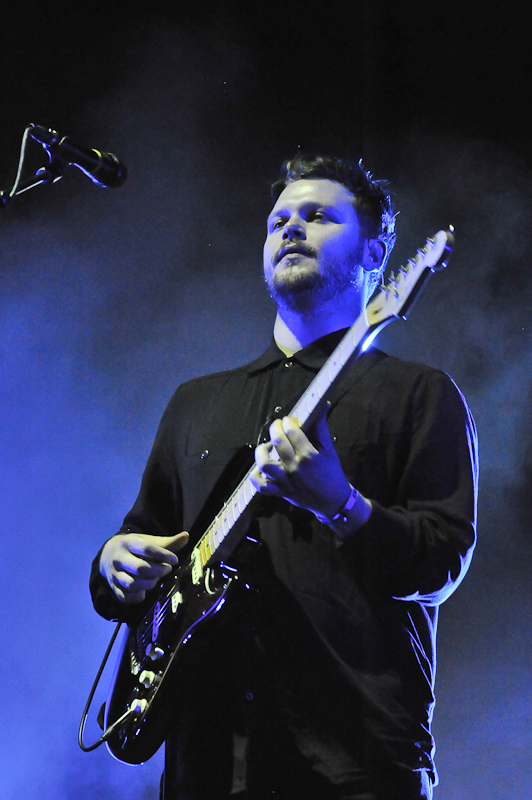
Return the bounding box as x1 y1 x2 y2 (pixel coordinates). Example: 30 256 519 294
200 449 209 459
284 360 293 368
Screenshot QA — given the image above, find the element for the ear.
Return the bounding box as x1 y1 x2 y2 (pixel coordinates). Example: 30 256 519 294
360 239 386 272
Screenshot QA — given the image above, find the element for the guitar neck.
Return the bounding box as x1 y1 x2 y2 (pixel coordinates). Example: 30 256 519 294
192 228 453 572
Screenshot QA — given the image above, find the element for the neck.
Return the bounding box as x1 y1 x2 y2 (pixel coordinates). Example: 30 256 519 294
273 291 366 356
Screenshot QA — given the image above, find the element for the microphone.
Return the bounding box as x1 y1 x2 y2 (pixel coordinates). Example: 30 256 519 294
29 124 127 188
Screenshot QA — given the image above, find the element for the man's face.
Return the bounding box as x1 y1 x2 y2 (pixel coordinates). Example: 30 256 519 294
263 178 366 313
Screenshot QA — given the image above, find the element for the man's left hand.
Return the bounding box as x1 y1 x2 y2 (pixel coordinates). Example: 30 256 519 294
250 404 351 519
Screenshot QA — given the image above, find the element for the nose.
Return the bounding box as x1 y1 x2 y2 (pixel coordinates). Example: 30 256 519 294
283 216 305 240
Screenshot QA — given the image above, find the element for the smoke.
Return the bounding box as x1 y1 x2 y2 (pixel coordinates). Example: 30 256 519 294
377 131 532 796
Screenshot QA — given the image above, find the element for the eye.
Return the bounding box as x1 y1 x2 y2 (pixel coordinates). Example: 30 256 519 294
271 218 285 230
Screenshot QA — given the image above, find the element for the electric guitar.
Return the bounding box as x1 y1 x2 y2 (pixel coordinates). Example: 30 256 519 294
103 229 454 764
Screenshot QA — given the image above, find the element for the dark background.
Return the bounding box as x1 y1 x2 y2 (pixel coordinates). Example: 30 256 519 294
1 2 531 798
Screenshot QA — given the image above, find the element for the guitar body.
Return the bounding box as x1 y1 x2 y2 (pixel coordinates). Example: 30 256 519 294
105 556 244 764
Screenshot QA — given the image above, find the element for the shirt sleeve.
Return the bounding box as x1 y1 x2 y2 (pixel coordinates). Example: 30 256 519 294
89 390 185 621
345 370 478 605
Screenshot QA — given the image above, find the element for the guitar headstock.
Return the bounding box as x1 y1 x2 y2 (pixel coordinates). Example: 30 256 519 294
367 228 454 324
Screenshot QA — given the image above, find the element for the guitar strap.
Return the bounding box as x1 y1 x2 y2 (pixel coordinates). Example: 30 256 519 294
327 346 388 411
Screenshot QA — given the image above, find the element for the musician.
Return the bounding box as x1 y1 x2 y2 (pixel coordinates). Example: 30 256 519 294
90 154 478 800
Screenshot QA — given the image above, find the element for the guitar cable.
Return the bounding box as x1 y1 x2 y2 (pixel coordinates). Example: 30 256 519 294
78 622 137 752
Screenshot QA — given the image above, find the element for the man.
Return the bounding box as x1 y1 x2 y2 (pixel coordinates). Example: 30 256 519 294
91 155 477 800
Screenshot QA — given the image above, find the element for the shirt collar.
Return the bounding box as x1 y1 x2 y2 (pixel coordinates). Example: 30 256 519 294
247 328 350 374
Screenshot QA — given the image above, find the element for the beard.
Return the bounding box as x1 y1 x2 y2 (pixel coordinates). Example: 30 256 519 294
265 253 363 314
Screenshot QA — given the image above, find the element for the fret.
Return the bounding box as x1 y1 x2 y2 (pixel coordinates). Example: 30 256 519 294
318 368 330 397
204 535 211 563
214 513 222 542
221 508 229 537
213 525 221 549
243 479 252 504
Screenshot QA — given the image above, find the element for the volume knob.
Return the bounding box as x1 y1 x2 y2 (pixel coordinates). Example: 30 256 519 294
129 698 148 716
139 670 157 688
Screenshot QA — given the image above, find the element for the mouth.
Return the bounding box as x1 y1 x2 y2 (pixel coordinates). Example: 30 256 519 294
275 244 313 264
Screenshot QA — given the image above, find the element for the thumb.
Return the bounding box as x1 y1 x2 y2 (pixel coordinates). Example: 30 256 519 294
158 531 190 553
310 402 334 452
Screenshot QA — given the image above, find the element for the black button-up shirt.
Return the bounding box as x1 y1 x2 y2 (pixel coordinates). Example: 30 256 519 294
91 330 477 778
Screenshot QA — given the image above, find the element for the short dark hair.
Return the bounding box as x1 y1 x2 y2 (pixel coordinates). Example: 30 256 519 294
271 153 397 274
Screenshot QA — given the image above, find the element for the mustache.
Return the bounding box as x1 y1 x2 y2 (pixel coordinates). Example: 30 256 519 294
274 243 317 265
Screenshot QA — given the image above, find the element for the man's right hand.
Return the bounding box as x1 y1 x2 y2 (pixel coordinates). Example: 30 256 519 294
99 531 189 604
